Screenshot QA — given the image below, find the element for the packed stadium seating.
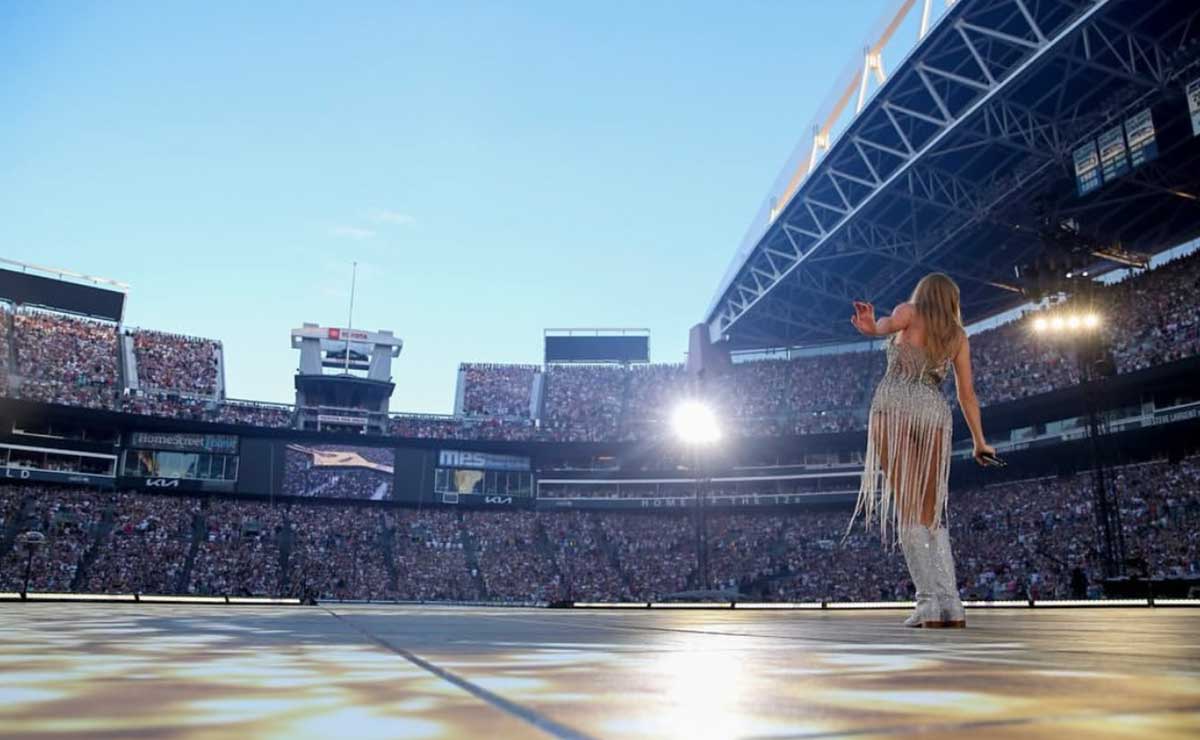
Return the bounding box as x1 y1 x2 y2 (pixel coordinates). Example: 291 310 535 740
1 250 1198 443
460 363 537 418
13 309 119 409
0 305 8 390
2 457 1195 601
542 364 625 441
131 330 220 396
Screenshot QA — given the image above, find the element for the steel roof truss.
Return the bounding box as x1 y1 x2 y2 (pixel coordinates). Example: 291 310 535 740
852 135 912 163
828 167 880 190
710 0 1180 344
957 20 1041 51
918 62 991 94
956 21 998 85
1068 20 1170 87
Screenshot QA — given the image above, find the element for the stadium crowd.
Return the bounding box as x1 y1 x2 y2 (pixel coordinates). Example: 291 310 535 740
13 310 119 409
0 456 1197 601
542 364 625 442
2 250 1199 443
0 305 8 388
132 330 220 396
460 363 537 418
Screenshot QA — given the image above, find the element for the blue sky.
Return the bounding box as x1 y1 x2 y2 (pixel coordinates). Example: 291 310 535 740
2 0 895 413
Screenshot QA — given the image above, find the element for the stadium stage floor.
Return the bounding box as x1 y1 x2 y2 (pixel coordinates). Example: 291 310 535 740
1 604 1198 739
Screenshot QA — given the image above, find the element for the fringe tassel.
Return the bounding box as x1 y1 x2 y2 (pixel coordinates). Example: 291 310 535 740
848 394 952 546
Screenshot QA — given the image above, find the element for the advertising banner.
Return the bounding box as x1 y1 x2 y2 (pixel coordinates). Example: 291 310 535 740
129 432 239 454
437 449 531 472
1097 124 1129 182
1188 77 1200 137
117 476 235 492
1073 140 1102 196
1125 108 1158 167
2 467 115 488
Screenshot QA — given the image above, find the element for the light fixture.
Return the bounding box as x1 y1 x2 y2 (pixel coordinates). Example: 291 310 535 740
672 400 721 445
1032 317 1048 332
1050 316 1065 331
1083 313 1100 328
1066 315 1081 329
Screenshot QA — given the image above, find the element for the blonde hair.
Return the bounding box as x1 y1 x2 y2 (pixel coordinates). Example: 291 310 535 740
909 273 964 365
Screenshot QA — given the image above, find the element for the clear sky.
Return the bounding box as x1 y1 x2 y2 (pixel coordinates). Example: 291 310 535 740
2 0 895 414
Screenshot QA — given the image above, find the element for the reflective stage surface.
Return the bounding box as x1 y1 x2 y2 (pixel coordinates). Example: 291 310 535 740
1 603 1198 738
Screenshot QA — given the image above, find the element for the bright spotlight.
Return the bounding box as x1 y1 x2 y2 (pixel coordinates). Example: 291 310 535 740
1032 317 1048 332
1083 313 1100 328
1050 316 1065 331
672 400 720 445
1066 315 1081 329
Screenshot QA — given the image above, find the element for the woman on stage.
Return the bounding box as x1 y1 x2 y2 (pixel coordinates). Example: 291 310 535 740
849 273 994 628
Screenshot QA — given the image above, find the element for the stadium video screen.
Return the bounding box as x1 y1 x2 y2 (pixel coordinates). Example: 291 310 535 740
0 268 126 322
282 443 395 500
544 335 649 364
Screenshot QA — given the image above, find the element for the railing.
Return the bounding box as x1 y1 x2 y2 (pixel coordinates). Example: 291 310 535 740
951 401 1200 459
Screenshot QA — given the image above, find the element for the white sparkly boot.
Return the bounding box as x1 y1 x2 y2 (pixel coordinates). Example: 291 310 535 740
930 527 966 628
899 526 942 628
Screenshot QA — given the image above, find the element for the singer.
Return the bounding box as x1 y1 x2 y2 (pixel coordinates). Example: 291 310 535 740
848 273 996 628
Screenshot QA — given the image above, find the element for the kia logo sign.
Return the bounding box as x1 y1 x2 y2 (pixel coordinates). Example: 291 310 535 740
484 496 512 505
145 478 180 488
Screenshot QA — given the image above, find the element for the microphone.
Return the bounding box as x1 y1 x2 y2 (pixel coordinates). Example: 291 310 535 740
977 451 1006 467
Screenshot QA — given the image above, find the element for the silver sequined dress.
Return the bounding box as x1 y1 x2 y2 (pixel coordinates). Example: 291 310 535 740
851 337 953 541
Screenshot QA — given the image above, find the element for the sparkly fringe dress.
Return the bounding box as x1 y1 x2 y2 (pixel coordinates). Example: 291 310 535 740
851 337 953 542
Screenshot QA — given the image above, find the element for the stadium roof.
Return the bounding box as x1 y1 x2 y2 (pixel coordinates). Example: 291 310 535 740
707 0 1200 350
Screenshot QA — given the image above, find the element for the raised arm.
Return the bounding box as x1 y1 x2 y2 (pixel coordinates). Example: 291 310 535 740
951 334 995 465
851 301 914 337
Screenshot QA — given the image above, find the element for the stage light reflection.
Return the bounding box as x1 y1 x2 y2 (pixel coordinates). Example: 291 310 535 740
672 400 721 445
1031 313 1103 334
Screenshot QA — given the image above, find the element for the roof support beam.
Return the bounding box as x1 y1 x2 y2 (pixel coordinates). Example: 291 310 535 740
707 0 1182 344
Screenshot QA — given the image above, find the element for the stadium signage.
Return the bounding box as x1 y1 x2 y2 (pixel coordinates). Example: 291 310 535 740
120 476 236 493
484 496 513 505
1072 141 1102 196
438 450 530 472
1190 77 1200 137
1097 125 1129 182
536 492 853 511
1124 108 1157 167
1 467 114 488
129 432 239 454
316 414 367 426
328 327 369 342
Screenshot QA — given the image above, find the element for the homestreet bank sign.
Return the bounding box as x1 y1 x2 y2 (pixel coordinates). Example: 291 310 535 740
129 432 239 454
437 450 530 472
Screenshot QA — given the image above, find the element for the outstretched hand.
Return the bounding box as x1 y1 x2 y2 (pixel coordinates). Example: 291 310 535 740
850 301 877 336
